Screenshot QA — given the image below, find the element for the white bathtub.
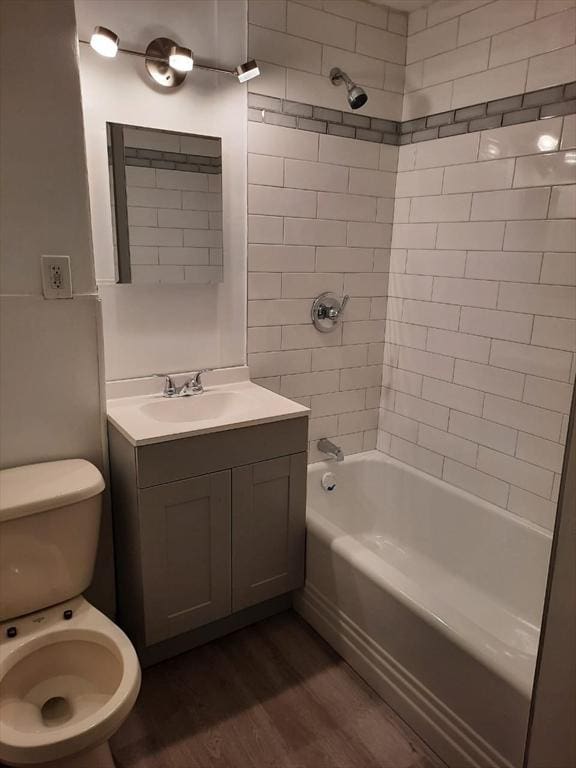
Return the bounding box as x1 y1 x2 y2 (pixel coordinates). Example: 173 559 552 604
294 451 552 768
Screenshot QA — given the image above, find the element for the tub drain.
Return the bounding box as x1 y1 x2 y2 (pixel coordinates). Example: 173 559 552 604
41 696 73 726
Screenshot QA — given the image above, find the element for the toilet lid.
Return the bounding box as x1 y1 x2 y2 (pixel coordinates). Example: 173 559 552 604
0 460 105 522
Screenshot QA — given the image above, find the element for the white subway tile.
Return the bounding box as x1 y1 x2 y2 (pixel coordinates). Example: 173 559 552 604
483 393 563 440
532 316 576 352
281 370 340 397
396 168 444 198
380 409 419 442
478 446 554 498
347 222 392 248
282 323 343 349
394 198 411 224
403 82 453 122
514 152 576 188
399 346 454 381
318 192 376 222
406 250 466 277
407 19 458 64
537 0 575 17
449 411 517 454
248 60 286 99
125 166 155 187
368 342 384 365
427 0 493 26
443 159 514 193
284 159 348 192
386 320 428 350
126 186 181 209
182 229 222 247
490 8 575 68
341 365 382 390
491 338 573 381
419 424 478 467
248 154 284 186
524 374 573 413
316 247 373 272
129 226 182 247
321 45 386 89
248 326 282 353
391 223 437 249
504 220 576 253
182 191 222 211
478 118 562 160
561 113 576 150
248 349 311 378
282 273 342 298
288 1 355 49
249 244 315 271
397 144 417 173
460 307 533 342
308 415 339 441
341 298 371 320
158 247 209 265
410 194 472 223
498 282 576 318
517 431 565 473
471 188 550 221
437 222 505 251
414 135 478 174
388 273 434 300
387 296 404 321
249 23 321 71
319 134 380 169
527 43 576 90
128 207 158 227
443 459 509 507
458 0 537 45
157 210 208 229
390 436 444 477
427 328 491 363
130 246 158 264
285 218 347 245
311 389 366 416
380 145 400 172
549 185 576 219
382 364 423 397
465 250 542 282
402 299 460 330
312 344 368 371
248 273 281 299
156 169 209 192
249 0 287 31
248 298 309 326
348 168 396 197
343 320 386 344
248 121 318 160
452 61 529 110
433 276 499 307
131 265 185 284
322 0 389 28
408 7 427 34
454 359 525 399
249 185 317 217
507 486 557 529
377 198 395 223
424 39 490 88
344 273 388 297
356 24 406 64
339 409 379 434
424 376 484 417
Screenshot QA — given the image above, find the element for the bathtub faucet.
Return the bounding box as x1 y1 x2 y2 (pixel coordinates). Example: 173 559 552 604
318 438 344 462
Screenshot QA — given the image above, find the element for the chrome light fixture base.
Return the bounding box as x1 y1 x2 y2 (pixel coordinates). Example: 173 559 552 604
145 37 186 88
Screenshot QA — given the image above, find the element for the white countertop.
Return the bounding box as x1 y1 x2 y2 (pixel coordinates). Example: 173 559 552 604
106 369 309 446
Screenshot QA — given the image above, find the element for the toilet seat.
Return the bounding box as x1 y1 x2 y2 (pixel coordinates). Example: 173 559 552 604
0 597 141 766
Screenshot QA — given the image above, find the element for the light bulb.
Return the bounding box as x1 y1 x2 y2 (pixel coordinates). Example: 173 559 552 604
169 45 193 73
90 26 119 58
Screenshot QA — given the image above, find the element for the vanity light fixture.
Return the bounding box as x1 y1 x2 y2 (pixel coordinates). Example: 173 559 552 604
89 26 119 58
84 27 260 89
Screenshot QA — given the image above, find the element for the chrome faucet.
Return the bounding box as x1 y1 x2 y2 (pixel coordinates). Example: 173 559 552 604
155 370 210 398
317 438 344 462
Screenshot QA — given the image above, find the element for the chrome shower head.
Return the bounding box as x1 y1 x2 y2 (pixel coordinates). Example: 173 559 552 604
329 67 368 110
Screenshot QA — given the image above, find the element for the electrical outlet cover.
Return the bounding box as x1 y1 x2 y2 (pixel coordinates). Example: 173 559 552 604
41 255 72 299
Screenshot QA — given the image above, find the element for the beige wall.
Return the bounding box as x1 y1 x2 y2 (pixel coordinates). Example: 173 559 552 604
0 0 114 612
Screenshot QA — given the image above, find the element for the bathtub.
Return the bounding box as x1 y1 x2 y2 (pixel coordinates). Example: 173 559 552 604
294 451 552 768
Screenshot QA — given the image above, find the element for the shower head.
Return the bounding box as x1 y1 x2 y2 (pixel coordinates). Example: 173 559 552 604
329 67 368 110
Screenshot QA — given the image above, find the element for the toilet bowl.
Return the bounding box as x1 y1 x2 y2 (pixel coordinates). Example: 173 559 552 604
0 460 141 767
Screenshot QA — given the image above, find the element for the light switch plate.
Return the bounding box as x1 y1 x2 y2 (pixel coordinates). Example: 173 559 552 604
41 255 72 299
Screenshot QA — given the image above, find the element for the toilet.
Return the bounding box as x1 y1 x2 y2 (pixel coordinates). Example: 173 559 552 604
0 460 141 767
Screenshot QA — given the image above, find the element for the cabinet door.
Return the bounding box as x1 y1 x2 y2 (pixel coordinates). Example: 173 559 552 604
139 471 231 645
232 453 306 612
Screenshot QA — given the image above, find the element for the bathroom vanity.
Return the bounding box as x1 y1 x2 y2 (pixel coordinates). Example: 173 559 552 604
107 369 309 665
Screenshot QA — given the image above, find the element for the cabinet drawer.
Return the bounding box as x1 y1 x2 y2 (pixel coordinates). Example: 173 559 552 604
137 416 308 487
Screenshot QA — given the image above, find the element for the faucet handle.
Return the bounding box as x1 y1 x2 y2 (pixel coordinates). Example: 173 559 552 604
154 373 176 397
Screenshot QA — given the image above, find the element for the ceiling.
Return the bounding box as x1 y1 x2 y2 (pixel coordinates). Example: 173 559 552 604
369 0 437 12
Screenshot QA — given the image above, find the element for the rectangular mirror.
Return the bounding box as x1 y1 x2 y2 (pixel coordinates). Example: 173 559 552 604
107 123 223 285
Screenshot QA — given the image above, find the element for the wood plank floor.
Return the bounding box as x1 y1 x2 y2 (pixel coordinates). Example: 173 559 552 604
111 611 445 768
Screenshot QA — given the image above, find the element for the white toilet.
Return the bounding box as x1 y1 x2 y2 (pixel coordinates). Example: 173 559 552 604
0 460 141 767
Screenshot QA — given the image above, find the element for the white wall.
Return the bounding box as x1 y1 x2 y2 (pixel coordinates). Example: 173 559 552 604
0 0 114 612
75 0 247 381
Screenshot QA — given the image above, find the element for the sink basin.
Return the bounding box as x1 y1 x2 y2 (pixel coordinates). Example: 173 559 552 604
141 391 243 423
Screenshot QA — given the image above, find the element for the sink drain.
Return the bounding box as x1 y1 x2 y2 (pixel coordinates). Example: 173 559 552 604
41 696 73 726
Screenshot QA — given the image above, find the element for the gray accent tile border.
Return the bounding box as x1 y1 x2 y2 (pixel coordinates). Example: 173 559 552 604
118 147 222 173
248 81 576 146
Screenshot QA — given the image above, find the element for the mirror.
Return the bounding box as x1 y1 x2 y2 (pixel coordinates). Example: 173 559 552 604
107 124 223 285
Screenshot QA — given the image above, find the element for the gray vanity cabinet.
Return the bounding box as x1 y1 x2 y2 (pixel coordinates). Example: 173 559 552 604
108 416 308 661
232 453 307 612
139 471 231 645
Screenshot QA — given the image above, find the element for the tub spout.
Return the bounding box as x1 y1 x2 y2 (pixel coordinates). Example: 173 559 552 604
318 438 344 462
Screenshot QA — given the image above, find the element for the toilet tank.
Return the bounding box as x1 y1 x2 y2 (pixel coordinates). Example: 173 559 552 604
0 460 104 622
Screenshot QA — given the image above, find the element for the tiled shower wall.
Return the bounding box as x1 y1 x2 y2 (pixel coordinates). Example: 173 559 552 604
247 0 404 458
